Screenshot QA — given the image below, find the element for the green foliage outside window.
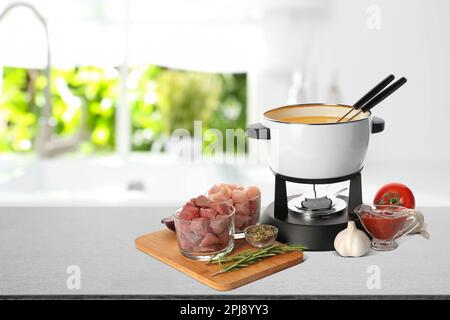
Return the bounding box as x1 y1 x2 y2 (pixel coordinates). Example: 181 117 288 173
129 66 246 152
0 65 247 154
0 66 119 153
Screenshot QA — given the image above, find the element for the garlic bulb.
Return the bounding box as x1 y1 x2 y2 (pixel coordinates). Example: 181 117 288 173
407 209 430 239
334 221 371 257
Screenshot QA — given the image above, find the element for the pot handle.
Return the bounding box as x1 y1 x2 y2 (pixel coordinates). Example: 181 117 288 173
246 123 271 140
371 117 385 134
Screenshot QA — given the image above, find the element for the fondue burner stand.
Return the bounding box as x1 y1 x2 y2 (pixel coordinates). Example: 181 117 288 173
261 170 363 251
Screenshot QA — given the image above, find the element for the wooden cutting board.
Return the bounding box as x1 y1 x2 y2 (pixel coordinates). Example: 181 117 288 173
135 229 303 291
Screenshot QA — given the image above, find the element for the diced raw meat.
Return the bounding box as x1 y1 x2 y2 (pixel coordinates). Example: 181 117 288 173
185 199 197 207
223 199 234 206
217 232 231 247
209 216 229 235
199 233 219 247
200 208 217 220
176 185 261 255
210 202 231 215
179 221 191 233
235 202 250 216
182 202 195 209
235 214 252 230
178 205 200 220
209 188 229 203
249 199 259 213
220 184 233 197
182 231 203 246
194 195 211 208
245 186 261 200
232 189 248 203
178 232 193 250
196 246 218 253
249 214 259 225
190 217 209 236
208 184 221 195
229 184 244 191
208 193 219 203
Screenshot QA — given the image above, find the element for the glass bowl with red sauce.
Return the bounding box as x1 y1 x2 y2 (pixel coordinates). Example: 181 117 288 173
355 204 418 251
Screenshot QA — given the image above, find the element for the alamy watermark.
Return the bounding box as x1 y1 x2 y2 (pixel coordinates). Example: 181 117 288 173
366 265 381 289
366 5 382 30
66 265 81 290
162 120 267 164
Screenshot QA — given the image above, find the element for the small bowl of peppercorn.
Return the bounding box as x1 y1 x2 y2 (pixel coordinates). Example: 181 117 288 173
244 224 278 248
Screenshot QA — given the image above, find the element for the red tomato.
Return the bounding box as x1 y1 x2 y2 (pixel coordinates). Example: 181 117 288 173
373 183 415 209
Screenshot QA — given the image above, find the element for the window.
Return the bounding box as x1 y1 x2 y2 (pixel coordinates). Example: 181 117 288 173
128 66 246 153
0 65 247 154
0 66 119 153
0 0 249 156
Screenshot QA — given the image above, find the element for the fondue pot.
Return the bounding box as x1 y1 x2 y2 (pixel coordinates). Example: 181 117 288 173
247 103 385 179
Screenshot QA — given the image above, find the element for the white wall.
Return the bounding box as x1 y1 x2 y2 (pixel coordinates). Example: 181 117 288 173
255 0 450 166
314 0 450 166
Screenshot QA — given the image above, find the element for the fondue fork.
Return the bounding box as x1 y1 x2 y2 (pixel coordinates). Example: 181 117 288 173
337 74 395 122
347 77 407 121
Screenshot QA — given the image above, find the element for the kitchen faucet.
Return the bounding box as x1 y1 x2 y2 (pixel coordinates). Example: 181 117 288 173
0 2 85 157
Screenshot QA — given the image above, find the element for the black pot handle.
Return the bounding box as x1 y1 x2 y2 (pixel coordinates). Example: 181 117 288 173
246 123 271 139
371 116 385 134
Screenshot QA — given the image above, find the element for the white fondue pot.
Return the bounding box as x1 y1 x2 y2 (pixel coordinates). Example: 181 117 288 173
247 104 385 179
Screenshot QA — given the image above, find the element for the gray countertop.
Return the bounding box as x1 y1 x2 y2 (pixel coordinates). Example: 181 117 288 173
0 206 448 296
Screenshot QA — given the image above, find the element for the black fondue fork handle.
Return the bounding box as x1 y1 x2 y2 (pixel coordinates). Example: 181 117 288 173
337 74 395 122
361 77 408 112
348 77 407 121
354 74 395 108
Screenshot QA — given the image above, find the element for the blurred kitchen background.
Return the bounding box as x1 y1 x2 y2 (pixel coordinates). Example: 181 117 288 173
0 0 449 207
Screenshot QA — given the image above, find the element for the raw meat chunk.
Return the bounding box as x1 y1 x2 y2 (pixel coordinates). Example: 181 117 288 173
183 231 203 246
200 208 217 220
178 205 200 220
209 216 229 235
190 217 209 236
194 195 211 208
245 185 261 200
199 233 219 247
231 189 248 203
236 214 252 229
235 203 251 216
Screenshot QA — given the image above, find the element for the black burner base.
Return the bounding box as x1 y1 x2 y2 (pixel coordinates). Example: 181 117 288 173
266 170 364 251
262 195 355 251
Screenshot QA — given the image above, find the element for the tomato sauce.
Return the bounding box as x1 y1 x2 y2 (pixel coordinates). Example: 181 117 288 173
360 213 407 240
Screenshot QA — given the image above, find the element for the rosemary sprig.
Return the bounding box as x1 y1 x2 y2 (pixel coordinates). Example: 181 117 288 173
209 244 305 276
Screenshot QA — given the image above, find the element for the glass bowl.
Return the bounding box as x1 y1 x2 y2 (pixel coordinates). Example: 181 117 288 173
173 203 235 260
355 204 418 251
207 184 261 239
233 194 261 239
244 224 278 248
